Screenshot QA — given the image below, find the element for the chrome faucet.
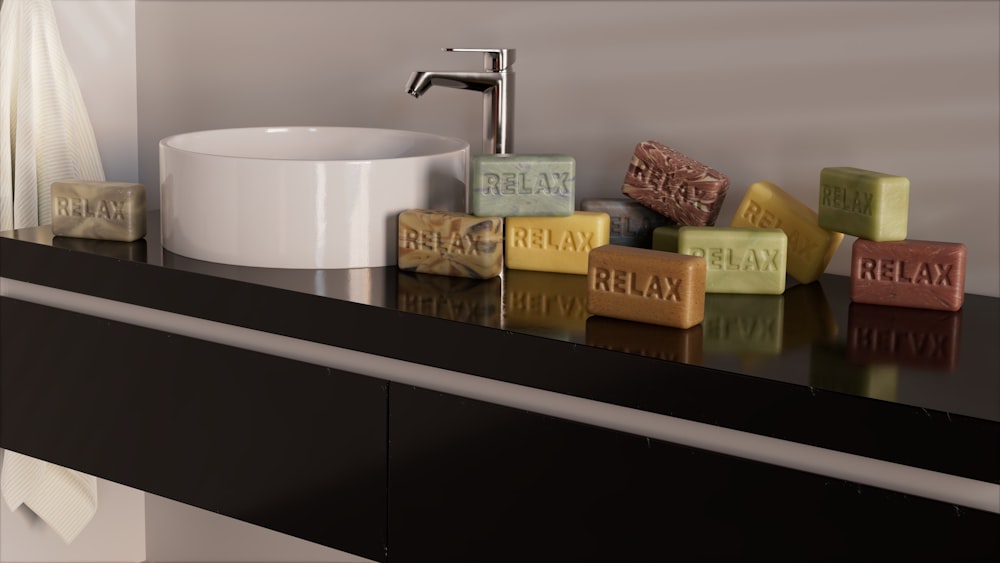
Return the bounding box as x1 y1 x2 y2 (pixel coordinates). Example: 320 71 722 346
406 48 515 155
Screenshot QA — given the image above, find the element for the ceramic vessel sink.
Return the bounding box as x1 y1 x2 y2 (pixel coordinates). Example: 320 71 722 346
159 127 469 269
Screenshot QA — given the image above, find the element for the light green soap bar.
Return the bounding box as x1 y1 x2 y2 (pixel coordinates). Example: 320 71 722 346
651 225 681 253
678 226 788 294
470 155 574 217
818 166 909 241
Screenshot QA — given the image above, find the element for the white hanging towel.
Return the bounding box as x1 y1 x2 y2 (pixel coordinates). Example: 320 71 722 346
0 0 105 231
1 450 99 544
0 0 102 544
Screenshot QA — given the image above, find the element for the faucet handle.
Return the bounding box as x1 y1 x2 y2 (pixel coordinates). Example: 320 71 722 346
444 48 516 71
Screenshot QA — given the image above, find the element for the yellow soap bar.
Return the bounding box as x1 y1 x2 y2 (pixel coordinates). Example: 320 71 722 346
587 245 706 329
678 226 788 295
730 181 843 284
505 211 610 275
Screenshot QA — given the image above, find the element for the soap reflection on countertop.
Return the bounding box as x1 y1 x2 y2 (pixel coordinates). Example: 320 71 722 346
503 269 590 340
810 342 899 401
53 236 147 263
782 281 839 350
703 294 784 356
396 272 502 328
848 303 962 373
586 316 703 365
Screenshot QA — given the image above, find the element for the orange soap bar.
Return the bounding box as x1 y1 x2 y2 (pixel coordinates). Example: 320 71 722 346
850 239 967 311
587 245 706 329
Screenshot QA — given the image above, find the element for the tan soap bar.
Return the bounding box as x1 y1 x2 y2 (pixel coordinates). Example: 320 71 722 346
850 239 967 311
587 245 706 329
51 180 146 242
398 209 503 279
730 181 843 284
505 211 610 275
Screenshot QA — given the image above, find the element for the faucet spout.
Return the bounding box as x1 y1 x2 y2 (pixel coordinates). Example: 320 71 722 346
405 49 516 155
405 71 500 98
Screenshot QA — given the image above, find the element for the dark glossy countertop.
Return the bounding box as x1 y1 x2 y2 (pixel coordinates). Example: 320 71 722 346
2 212 998 486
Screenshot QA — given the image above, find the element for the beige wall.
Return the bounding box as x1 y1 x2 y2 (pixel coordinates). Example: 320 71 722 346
135 0 999 296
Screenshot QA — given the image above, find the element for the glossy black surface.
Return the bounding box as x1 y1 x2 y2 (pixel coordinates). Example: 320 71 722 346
2 213 997 484
390 384 999 561
0 298 388 562
3 216 999 561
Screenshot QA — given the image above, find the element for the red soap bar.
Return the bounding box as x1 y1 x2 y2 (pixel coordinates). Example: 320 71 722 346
850 239 966 311
848 303 961 372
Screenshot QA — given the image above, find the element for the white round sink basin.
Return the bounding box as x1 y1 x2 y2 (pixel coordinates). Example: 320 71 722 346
159 126 469 269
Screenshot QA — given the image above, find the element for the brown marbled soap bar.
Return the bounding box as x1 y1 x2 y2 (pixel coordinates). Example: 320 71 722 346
850 239 966 311
848 303 961 372
51 180 146 242
398 209 503 279
621 140 730 226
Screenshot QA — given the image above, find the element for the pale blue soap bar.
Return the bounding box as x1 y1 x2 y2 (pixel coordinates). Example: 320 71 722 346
818 166 909 242
580 198 675 247
470 155 575 217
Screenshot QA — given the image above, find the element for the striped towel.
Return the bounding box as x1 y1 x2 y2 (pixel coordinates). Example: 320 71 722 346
1 450 99 544
0 0 105 231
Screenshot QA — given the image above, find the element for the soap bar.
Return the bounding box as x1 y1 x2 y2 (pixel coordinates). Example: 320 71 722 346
651 225 681 253
586 316 703 365
818 166 909 241
730 181 843 283
586 245 706 329
848 303 961 372
621 140 730 226
470 155 575 217
678 226 788 295
505 211 610 275
850 238 966 311
398 209 503 279
703 294 784 355
51 180 146 242
579 198 675 247
397 272 502 327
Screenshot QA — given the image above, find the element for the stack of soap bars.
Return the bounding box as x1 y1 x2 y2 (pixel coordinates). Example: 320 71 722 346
399 140 967 331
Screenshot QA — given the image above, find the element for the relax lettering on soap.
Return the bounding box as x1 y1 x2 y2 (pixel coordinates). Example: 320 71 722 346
504 212 610 275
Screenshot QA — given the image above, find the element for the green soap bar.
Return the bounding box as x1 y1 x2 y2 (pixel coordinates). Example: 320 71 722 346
651 225 681 253
818 166 909 241
678 226 787 294
470 155 575 217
